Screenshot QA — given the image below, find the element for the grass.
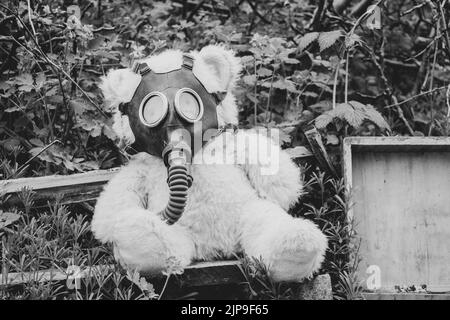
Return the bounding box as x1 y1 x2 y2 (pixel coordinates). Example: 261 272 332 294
0 189 161 300
292 162 364 299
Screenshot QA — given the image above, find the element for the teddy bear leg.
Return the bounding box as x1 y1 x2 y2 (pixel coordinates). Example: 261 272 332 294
111 208 195 274
239 200 327 282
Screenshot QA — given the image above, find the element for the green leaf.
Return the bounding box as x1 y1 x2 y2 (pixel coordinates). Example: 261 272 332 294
257 67 273 77
33 127 49 139
308 101 333 113
263 79 297 92
1 138 21 151
245 93 259 104
240 55 255 65
315 113 334 129
4 106 22 113
349 101 390 130
282 57 300 64
80 160 100 170
345 33 362 48
14 73 34 92
90 125 102 137
339 102 365 128
243 75 257 86
0 211 21 229
0 81 9 91
70 99 94 116
35 72 46 90
318 30 343 52
285 146 312 158
315 100 390 131
297 32 319 52
29 138 44 147
102 125 117 141
278 129 292 145
326 134 339 145
302 91 318 97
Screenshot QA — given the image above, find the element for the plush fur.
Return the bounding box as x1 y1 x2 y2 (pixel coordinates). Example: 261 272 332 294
92 46 327 281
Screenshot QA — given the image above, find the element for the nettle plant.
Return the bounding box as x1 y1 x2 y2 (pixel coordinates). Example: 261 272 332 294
295 27 391 144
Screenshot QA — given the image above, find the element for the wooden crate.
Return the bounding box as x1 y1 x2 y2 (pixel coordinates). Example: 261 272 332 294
343 137 450 297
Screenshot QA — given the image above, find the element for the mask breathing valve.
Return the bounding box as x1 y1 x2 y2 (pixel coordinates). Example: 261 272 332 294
159 143 193 225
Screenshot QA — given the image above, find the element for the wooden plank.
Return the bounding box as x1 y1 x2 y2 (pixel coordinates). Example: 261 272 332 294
166 260 244 287
345 136 450 152
342 136 354 221
344 136 450 146
0 261 332 299
363 292 450 300
0 264 114 288
0 168 119 206
0 168 118 194
0 261 243 289
304 126 338 177
343 137 450 292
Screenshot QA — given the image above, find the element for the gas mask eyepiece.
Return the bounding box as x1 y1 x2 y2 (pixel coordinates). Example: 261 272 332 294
139 91 169 127
138 88 204 127
174 88 204 123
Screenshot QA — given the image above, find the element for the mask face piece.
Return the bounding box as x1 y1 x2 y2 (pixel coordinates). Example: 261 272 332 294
122 54 224 160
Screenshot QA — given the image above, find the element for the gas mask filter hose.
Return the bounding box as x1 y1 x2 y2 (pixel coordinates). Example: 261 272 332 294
159 143 193 225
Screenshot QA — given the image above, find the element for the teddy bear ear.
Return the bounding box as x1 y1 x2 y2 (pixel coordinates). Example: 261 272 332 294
99 68 141 111
198 45 242 92
99 68 140 147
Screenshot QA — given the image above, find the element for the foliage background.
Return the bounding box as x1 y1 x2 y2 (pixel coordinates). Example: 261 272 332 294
1 0 449 299
1 0 449 178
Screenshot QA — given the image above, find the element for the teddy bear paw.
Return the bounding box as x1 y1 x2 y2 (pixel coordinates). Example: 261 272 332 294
266 219 327 282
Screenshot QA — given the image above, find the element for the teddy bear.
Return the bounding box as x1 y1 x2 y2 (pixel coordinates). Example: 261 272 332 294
91 45 327 282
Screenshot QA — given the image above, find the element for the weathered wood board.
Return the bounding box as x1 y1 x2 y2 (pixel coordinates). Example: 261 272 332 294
343 137 450 294
362 292 450 300
0 260 332 299
0 168 119 206
0 261 243 289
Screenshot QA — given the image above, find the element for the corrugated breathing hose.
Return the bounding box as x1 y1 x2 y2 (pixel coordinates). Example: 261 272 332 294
159 145 193 225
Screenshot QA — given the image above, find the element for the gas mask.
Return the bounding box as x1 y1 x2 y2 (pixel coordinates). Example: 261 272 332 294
118 54 226 224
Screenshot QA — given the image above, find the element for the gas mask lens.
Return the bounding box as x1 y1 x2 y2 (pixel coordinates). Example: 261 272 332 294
138 88 203 127
175 88 204 123
139 92 168 127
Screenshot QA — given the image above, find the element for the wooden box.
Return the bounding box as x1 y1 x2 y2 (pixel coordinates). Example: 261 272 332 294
343 137 450 294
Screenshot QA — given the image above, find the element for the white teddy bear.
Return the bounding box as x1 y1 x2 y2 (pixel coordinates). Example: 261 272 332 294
92 45 327 282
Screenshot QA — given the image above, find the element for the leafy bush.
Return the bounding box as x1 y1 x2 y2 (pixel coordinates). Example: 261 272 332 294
2 0 449 178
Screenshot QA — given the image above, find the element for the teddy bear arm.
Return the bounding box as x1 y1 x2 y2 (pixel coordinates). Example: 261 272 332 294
91 161 151 242
238 131 303 210
92 162 196 272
